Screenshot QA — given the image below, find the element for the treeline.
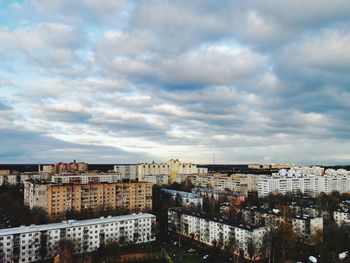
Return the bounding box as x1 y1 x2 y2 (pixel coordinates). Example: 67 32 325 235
0 185 48 227
243 190 350 212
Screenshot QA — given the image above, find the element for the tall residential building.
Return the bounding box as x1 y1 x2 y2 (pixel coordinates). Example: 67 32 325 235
114 165 138 181
0 213 156 263
258 174 350 197
24 181 153 218
51 173 121 184
137 159 205 184
168 209 267 260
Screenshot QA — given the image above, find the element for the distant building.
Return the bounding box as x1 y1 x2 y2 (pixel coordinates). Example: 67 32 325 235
0 213 156 263
258 173 350 197
42 160 88 174
188 174 258 195
191 187 232 201
0 173 48 186
248 164 294 169
114 165 138 181
142 175 169 185
162 189 203 209
137 159 204 184
51 173 121 184
24 181 153 219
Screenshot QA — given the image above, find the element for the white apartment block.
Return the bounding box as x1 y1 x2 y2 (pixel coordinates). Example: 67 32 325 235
51 173 121 184
162 189 203 209
114 165 138 181
23 181 48 209
333 209 350 226
292 215 323 244
0 213 156 263
325 168 350 176
168 209 266 260
0 173 48 186
142 175 169 185
242 208 323 245
277 166 325 177
258 174 350 197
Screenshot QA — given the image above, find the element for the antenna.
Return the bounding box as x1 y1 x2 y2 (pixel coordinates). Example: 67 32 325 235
213 153 216 164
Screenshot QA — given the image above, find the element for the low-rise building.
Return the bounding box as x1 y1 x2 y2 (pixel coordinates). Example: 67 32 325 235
333 209 350 226
191 187 232 202
0 213 156 263
292 215 323 244
168 209 267 260
162 189 203 209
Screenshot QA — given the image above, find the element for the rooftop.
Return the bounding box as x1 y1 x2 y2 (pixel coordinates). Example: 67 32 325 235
0 213 155 236
182 210 264 231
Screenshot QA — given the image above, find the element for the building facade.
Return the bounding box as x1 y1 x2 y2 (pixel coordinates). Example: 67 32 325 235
162 189 203 209
258 174 350 197
0 213 156 263
114 165 138 181
333 209 350 226
168 209 267 260
51 174 121 184
137 159 202 183
292 215 323 244
189 174 258 195
24 181 153 218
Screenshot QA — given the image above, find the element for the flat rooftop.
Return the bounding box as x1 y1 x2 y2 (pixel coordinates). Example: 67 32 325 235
0 213 155 236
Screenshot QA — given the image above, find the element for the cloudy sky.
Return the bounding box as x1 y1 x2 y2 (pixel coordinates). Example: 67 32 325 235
0 0 350 164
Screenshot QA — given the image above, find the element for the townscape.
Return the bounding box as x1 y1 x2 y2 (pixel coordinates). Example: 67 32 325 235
1 160 349 263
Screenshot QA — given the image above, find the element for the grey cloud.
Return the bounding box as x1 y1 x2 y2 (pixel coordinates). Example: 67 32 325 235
0 128 151 163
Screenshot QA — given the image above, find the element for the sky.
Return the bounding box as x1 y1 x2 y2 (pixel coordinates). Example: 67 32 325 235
0 0 350 164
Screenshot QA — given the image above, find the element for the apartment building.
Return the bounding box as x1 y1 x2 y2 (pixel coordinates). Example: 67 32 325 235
137 159 205 183
51 173 121 184
42 160 88 174
24 181 153 218
142 175 170 185
114 165 138 181
168 209 267 260
258 174 350 197
292 215 323 244
0 213 156 263
162 189 203 209
0 173 49 186
333 209 350 226
242 207 285 229
191 187 232 201
189 174 258 195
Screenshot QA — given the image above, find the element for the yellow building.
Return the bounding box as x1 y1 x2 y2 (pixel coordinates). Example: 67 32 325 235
25 181 152 219
138 159 199 183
